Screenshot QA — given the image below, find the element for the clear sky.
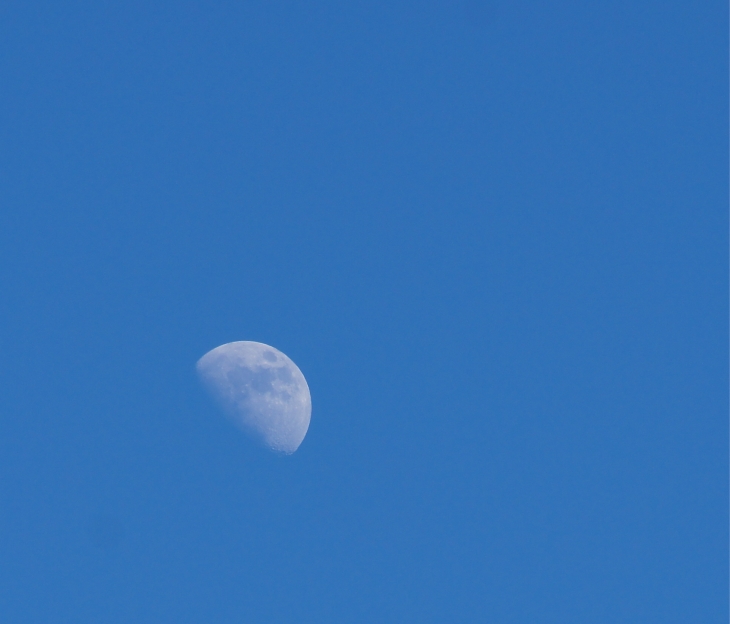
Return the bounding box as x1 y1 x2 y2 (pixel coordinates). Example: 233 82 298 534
0 1 726 622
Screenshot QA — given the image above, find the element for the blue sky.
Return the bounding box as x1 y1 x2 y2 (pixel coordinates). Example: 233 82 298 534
0 1 726 622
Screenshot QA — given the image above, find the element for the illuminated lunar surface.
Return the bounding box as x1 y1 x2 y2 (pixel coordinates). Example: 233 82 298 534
196 341 311 454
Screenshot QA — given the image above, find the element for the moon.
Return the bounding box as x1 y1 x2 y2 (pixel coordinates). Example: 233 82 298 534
196 341 311 454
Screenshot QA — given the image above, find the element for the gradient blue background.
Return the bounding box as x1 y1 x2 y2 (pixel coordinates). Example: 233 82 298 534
0 2 726 622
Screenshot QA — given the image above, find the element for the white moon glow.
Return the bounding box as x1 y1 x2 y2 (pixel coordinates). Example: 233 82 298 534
196 341 311 454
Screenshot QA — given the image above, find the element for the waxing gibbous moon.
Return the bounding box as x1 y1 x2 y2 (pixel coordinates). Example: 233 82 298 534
196 341 311 454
